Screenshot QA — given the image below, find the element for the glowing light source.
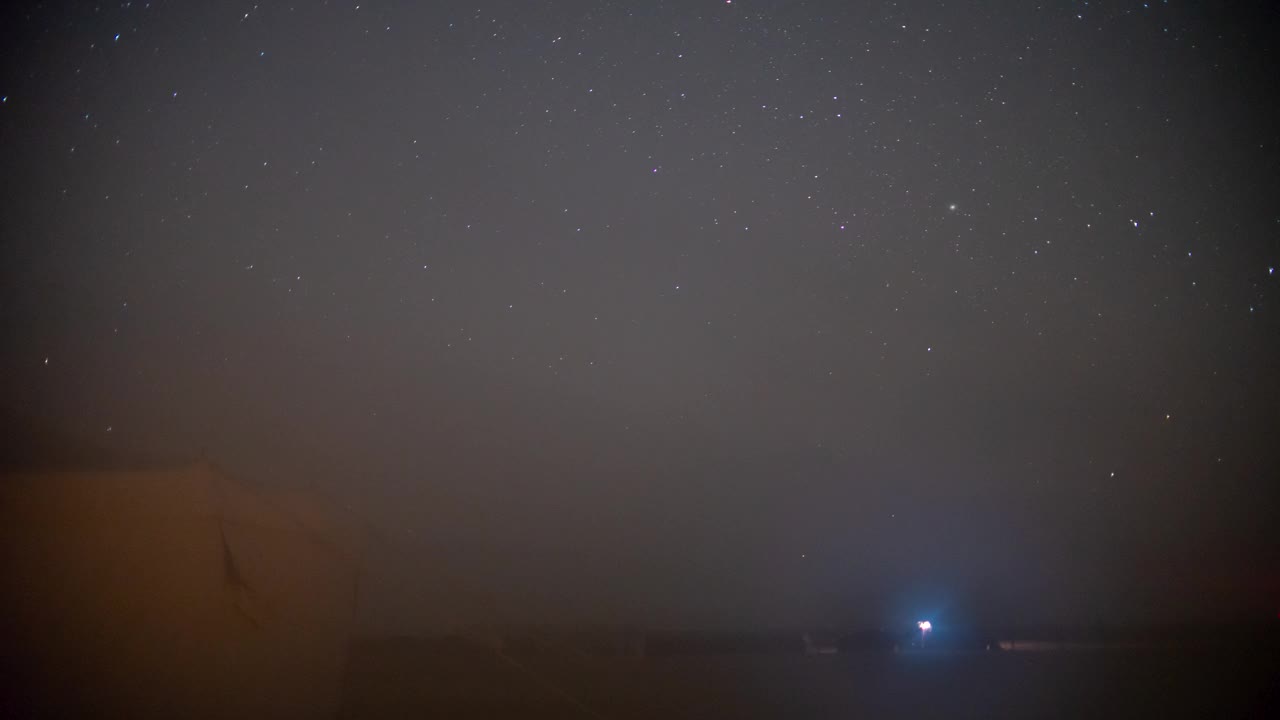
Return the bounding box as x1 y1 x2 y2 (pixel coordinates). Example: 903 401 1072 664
917 621 932 632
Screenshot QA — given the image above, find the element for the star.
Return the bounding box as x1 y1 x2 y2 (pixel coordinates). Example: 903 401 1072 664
1 0 1274 642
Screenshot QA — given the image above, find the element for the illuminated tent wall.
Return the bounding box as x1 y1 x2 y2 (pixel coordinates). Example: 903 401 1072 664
0 461 360 718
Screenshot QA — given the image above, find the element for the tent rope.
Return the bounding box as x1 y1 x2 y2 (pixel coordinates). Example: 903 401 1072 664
490 646 612 720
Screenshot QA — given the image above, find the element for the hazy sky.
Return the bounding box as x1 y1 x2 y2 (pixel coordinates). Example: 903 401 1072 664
2 1 1277 629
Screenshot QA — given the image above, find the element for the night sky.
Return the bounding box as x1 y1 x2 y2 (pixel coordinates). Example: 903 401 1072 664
2 1 1278 630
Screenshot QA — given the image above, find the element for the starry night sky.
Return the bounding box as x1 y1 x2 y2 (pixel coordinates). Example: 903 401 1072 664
2 1 1278 629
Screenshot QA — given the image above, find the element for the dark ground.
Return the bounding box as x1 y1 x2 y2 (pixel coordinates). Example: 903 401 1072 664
340 637 1280 719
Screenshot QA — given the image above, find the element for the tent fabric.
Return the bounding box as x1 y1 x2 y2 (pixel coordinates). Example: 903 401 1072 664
258 486 373 567
0 462 359 718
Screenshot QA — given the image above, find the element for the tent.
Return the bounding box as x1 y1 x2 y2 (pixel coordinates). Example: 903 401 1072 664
1 461 360 718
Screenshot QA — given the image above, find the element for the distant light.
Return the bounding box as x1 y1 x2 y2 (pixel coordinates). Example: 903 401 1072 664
917 621 932 632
